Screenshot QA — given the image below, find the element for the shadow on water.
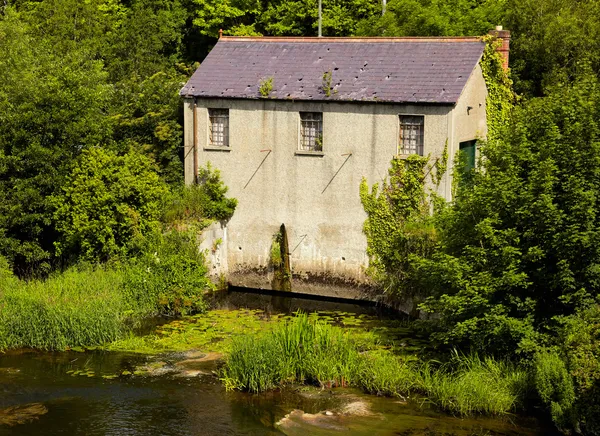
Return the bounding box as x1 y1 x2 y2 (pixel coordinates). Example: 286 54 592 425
0 289 560 436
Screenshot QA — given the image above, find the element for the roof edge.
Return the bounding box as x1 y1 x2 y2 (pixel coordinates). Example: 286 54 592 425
219 36 483 43
181 95 456 106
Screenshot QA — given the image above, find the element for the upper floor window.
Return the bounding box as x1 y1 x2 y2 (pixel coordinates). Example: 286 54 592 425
300 112 323 152
399 115 424 156
209 108 229 147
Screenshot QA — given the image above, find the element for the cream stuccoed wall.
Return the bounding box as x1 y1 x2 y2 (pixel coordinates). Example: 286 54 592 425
183 72 486 298
447 63 488 198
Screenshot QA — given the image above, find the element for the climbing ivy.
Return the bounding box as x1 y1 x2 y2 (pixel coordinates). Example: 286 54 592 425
360 147 447 297
480 34 516 141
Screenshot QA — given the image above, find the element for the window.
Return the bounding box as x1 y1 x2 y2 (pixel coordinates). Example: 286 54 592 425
208 108 229 147
399 115 424 156
300 112 323 152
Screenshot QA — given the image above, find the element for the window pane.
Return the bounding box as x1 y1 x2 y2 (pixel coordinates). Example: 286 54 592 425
209 109 229 147
300 112 323 151
399 115 424 156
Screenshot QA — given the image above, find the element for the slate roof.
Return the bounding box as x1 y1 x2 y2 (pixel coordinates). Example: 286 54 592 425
180 37 485 105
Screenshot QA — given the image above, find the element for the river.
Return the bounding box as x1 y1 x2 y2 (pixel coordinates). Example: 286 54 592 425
0 290 559 435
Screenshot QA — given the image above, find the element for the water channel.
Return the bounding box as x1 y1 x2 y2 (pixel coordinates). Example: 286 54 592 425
0 290 559 435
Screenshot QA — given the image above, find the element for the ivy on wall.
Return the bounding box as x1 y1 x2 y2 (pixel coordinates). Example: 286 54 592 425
359 145 448 296
480 34 516 141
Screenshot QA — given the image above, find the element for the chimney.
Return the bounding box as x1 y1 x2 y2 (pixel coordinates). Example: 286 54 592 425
488 25 510 71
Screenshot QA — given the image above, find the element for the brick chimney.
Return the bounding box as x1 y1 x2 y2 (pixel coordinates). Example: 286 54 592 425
488 25 510 71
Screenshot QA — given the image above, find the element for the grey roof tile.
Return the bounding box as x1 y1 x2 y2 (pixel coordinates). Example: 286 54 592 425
181 37 485 104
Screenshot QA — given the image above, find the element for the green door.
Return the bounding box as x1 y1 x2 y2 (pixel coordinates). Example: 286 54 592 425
459 140 477 170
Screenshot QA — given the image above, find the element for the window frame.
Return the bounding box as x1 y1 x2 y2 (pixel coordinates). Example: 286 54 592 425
398 114 425 156
298 111 324 153
208 108 230 148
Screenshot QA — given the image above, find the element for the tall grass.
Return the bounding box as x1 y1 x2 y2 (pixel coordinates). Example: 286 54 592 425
222 315 530 416
420 353 529 415
0 230 211 351
221 314 362 392
0 267 125 350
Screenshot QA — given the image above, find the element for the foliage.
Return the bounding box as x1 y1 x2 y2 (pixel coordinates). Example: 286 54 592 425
480 34 515 141
558 305 600 434
258 76 274 98
121 230 211 317
222 315 528 415
112 69 190 185
0 230 210 351
359 151 447 297
195 163 238 221
53 148 168 262
504 0 600 96
416 74 600 357
356 0 504 38
0 8 113 275
533 351 576 429
321 70 333 97
421 352 529 415
0 267 125 351
221 313 364 392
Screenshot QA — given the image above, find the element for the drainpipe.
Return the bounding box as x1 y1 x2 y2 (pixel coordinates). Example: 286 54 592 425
193 98 199 183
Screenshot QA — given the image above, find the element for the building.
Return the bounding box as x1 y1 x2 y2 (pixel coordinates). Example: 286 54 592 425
180 31 509 298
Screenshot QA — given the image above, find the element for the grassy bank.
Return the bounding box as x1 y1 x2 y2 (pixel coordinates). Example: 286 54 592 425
221 314 529 416
0 231 212 351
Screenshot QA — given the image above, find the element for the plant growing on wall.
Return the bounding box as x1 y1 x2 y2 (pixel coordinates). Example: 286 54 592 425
321 70 337 97
270 224 291 292
259 76 274 97
360 146 447 298
480 34 515 141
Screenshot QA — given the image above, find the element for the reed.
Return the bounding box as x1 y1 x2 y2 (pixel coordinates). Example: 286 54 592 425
222 317 529 416
221 313 362 392
0 267 125 350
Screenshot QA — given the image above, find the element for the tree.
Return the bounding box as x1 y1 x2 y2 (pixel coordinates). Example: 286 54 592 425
417 73 600 354
53 148 168 261
0 8 113 275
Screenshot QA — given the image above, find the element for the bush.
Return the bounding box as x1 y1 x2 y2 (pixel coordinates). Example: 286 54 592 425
534 351 576 429
122 230 211 318
53 147 168 262
559 306 600 434
164 163 237 227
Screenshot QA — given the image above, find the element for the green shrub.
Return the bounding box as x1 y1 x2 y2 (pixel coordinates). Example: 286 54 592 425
559 306 600 434
122 230 211 318
164 163 237 226
534 351 576 428
53 147 168 262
